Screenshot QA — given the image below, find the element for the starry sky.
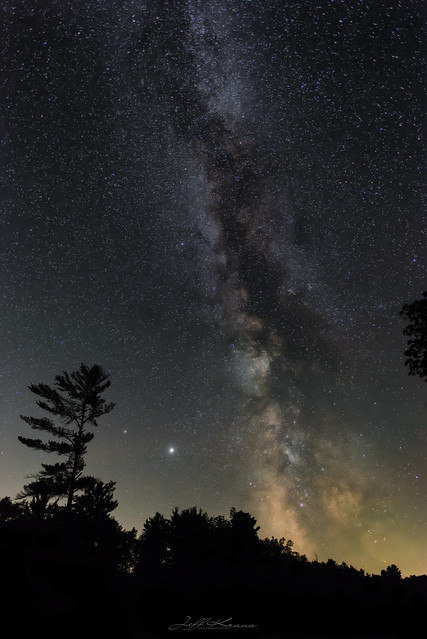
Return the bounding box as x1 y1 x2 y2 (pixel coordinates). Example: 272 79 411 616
1 0 426 576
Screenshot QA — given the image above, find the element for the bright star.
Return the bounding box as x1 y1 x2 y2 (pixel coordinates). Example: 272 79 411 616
169 447 175 454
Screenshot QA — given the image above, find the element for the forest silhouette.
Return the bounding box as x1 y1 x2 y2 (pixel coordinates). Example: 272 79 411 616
1 327 426 639
1 496 426 638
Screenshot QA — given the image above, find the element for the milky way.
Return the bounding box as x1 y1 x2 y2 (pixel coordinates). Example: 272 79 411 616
1 0 425 575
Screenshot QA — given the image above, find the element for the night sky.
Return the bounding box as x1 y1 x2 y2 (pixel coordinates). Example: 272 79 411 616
1 0 426 577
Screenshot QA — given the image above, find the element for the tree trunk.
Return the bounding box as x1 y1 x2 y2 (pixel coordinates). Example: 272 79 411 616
66 403 86 516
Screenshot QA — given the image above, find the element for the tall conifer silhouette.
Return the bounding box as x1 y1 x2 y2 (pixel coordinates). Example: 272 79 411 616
18 364 115 514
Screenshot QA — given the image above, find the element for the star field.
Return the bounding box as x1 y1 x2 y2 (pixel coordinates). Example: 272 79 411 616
1 0 426 576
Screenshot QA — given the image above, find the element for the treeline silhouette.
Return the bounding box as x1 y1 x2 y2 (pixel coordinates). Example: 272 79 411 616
0 498 425 639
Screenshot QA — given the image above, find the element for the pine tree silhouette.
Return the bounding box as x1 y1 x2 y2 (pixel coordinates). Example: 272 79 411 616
18 363 115 515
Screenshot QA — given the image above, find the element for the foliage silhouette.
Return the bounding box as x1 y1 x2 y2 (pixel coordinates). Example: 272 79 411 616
18 363 115 514
382 563 402 580
1 499 426 638
400 291 427 382
74 478 118 519
0 496 29 523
